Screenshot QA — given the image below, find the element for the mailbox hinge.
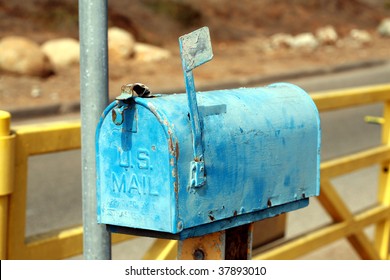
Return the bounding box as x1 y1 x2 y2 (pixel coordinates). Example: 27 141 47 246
179 27 213 188
112 83 160 126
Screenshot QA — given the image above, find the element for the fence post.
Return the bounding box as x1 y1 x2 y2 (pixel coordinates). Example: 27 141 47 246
0 111 15 259
375 101 390 259
79 0 111 259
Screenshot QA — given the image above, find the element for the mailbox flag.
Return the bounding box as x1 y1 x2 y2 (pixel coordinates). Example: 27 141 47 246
179 26 213 72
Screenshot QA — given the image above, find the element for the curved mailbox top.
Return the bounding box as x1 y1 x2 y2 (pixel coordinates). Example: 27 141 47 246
96 83 320 239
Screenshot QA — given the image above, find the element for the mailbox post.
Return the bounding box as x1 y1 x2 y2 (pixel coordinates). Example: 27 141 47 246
80 0 110 260
96 27 321 259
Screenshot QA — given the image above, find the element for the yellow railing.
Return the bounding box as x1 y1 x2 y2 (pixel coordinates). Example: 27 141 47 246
0 111 15 260
0 120 133 259
1 84 390 259
7 121 83 259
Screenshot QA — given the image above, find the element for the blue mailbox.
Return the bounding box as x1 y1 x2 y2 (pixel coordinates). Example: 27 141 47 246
96 27 320 239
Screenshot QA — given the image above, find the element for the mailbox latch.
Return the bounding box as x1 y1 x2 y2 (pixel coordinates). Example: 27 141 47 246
190 160 206 188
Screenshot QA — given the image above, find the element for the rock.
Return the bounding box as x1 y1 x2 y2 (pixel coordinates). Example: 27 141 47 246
378 18 390 37
133 43 171 62
316 26 338 45
30 85 41 98
291 33 319 50
349 29 372 46
41 38 80 70
108 27 135 60
269 33 294 49
0 36 53 77
269 32 319 51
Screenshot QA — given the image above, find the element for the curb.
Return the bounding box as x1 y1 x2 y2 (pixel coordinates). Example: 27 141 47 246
192 59 389 91
6 59 389 120
8 103 62 120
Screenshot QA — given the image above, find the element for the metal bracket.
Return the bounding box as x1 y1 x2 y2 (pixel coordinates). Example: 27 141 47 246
179 26 213 188
190 160 206 188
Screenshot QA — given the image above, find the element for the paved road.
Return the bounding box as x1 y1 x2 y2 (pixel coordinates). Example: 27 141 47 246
16 62 390 259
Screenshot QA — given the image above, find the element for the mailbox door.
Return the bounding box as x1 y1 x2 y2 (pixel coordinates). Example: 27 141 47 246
96 101 176 233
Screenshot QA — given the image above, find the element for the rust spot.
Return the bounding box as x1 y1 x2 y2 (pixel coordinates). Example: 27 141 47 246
168 136 179 158
174 181 178 193
233 210 238 216
151 145 156 151
302 193 306 199
112 109 117 122
267 199 272 207
168 137 174 153
175 141 180 159
208 210 215 221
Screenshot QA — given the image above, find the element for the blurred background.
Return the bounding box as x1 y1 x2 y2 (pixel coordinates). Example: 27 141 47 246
1 0 390 260
1 0 390 110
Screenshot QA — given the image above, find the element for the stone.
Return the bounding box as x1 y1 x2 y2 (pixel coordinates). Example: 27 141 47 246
269 33 294 49
378 18 390 37
41 38 80 70
30 85 41 98
0 36 53 77
133 43 171 62
108 27 135 60
316 26 338 45
349 29 372 46
291 33 319 50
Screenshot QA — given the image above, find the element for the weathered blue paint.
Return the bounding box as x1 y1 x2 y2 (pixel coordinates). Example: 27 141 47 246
96 83 321 239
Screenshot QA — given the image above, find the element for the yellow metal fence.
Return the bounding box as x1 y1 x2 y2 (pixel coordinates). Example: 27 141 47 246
1 84 390 259
0 119 132 259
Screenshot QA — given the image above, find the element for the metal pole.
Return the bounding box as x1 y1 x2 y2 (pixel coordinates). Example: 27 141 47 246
79 0 111 259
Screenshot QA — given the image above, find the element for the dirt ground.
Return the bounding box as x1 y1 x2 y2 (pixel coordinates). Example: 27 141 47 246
0 0 390 111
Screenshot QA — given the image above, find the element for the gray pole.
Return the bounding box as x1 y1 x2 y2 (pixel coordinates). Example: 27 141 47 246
79 0 111 259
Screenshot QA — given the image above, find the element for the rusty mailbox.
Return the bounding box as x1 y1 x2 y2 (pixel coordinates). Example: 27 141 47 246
96 27 321 239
